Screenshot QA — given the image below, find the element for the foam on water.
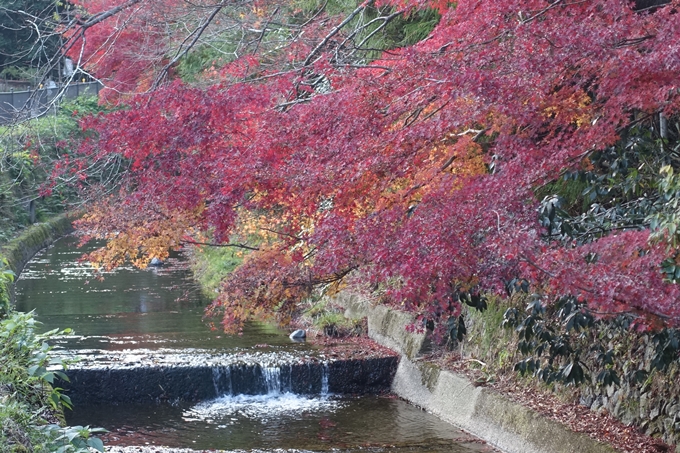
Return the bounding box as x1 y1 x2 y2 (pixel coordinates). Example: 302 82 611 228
184 393 344 422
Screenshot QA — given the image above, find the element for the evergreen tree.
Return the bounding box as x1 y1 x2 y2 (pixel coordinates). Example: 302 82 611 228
0 0 64 81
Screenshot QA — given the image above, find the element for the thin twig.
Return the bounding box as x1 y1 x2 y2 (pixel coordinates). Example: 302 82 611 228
181 240 260 251
302 4 366 67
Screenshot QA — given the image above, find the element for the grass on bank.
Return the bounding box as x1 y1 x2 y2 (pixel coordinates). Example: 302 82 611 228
189 244 244 297
189 241 366 336
300 296 366 337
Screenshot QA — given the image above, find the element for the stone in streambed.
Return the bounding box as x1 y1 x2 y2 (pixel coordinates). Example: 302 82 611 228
289 329 306 341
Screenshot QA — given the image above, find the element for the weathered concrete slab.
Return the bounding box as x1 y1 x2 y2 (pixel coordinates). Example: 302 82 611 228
333 293 431 359
335 292 618 453
392 357 616 453
62 355 398 405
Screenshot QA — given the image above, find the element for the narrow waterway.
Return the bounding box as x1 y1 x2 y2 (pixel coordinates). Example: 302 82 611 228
15 236 495 452
15 235 305 353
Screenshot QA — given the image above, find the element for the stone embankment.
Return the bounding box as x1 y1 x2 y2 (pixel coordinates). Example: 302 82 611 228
1 213 74 276
334 292 618 453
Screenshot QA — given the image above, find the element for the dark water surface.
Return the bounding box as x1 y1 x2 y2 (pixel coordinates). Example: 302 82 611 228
68 395 490 452
15 236 308 352
15 236 493 453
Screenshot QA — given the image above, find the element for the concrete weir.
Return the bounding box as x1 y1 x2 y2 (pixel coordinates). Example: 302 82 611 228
334 292 618 453
63 355 398 405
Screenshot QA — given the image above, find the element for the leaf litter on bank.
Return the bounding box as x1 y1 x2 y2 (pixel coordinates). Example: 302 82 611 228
433 352 674 453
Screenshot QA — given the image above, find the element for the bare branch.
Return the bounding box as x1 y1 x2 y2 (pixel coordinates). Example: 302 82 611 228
302 3 366 68
152 1 229 89
181 240 260 251
76 0 144 29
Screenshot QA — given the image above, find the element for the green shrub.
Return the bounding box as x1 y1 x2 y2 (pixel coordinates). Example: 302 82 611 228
0 258 14 318
302 297 362 337
0 310 105 452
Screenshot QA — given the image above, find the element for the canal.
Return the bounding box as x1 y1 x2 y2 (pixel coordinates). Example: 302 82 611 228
15 236 495 452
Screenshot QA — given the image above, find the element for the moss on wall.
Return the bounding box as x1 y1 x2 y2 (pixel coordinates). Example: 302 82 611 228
0 212 75 276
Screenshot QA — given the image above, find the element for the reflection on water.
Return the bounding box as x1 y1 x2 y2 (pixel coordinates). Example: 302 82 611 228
14 236 309 352
68 395 493 452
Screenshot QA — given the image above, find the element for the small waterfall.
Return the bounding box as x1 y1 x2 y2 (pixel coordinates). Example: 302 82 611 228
213 362 328 397
305 363 313 393
262 366 282 394
212 366 232 396
321 362 330 395
282 363 293 393
64 355 398 404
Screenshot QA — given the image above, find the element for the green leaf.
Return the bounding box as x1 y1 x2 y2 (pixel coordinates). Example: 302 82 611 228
66 428 80 442
60 394 72 407
87 437 105 452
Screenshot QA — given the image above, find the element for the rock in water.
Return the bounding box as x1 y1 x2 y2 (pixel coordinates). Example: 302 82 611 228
149 257 163 267
289 329 306 341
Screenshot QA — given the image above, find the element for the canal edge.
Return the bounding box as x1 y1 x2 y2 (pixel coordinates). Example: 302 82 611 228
1 212 76 276
332 291 618 453
1 212 76 304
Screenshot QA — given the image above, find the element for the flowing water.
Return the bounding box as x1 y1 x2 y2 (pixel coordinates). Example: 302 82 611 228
15 236 306 353
15 236 495 453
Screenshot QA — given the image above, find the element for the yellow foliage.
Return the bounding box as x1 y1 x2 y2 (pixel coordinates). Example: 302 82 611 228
76 197 202 270
542 88 593 127
352 129 488 219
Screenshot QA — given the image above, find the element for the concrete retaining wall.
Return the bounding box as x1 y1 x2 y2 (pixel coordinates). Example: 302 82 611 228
0 213 75 305
338 292 430 360
1 212 75 276
333 292 617 453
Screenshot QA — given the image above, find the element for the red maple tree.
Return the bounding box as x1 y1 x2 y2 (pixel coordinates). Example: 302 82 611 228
58 0 680 331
